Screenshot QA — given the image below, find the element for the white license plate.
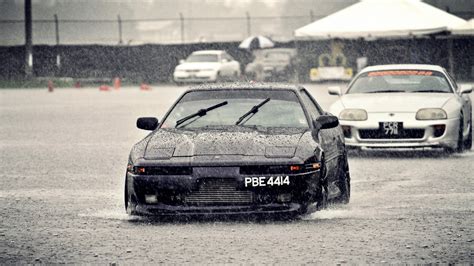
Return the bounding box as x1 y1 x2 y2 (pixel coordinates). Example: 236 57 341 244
381 122 402 135
244 176 290 187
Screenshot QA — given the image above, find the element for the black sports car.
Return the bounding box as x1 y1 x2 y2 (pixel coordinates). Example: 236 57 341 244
125 83 350 217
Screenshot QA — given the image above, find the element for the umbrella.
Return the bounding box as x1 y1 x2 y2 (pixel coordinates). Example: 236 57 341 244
239 36 274 50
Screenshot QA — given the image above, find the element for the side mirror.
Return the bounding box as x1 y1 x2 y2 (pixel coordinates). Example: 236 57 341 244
137 117 159 131
328 86 342 96
179 59 185 64
221 58 229 63
459 84 472 94
314 115 339 131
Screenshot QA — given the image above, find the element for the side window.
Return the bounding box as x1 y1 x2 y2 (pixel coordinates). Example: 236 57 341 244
225 53 234 61
299 89 322 120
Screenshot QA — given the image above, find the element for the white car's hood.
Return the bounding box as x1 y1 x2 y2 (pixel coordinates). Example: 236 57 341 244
340 93 454 113
175 62 219 71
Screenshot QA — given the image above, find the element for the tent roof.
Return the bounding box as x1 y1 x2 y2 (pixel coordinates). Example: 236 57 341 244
294 0 466 40
449 18 474 35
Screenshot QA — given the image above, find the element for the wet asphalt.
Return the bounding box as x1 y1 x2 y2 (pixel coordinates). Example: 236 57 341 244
0 84 473 264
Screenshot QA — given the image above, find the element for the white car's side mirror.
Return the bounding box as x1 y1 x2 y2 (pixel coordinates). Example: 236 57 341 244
221 58 229 63
179 59 185 64
459 84 473 94
328 86 342 96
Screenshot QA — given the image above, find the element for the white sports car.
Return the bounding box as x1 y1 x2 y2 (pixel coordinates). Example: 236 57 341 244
329 64 472 152
173 50 241 84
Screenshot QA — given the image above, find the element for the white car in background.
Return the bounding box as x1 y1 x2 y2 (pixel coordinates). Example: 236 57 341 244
329 64 472 152
173 50 241 84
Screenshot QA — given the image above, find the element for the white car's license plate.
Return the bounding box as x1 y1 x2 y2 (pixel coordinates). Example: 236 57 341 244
380 122 402 135
244 176 290 187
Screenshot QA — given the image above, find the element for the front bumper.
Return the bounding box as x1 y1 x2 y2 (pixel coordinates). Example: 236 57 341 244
126 167 320 216
173 71 217 83
340 113 460 149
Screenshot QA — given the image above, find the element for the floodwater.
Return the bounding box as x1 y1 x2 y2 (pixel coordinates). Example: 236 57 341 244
0 84 473 263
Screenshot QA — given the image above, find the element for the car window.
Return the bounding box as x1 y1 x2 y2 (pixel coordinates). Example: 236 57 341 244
186 54 218 62
299 90 322 120
445 71 458 90
161 90 309 129
347 70 453 94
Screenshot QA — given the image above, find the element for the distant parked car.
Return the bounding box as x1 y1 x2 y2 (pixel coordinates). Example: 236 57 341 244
329 64 472 152
245 48 297 82
173 50 241 84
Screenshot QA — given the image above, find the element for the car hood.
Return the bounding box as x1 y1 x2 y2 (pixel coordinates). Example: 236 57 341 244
175 62 219 71
143 128 307 159
340 93 454 112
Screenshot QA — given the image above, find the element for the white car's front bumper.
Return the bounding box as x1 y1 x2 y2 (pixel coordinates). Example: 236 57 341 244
340 112 460 150
173 71 218 83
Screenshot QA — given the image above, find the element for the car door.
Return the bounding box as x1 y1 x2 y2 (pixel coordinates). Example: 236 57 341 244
299 89 343 186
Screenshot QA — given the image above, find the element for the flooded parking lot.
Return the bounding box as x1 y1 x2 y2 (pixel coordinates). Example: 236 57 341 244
1 84 473 263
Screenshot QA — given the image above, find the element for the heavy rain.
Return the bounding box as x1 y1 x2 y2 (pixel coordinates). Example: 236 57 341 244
1 0 473 264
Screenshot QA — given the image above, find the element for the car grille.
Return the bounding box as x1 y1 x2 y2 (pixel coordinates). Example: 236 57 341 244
185 179 253 205
359 129 425 139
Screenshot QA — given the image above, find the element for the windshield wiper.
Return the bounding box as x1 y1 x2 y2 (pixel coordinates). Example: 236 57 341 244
367 90 406 93
412 90 448 93
175 101 228 128
235 98 270 125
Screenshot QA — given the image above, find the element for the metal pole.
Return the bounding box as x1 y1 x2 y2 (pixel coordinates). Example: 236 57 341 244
24 0 33 77
310 10 315 22
246 12 251 37
117 14 123 44
54 14 60 71
447 37 454 76
179 13 184 43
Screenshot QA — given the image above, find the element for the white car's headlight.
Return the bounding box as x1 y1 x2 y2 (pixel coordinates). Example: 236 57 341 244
416 108 447 120
339 109 367 121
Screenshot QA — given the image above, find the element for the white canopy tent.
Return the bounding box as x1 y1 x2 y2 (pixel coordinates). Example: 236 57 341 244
449 19 474 36
294 0 467 40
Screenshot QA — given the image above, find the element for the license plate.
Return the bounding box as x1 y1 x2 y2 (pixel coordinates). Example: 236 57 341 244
244 176 290 187
380 122 402 135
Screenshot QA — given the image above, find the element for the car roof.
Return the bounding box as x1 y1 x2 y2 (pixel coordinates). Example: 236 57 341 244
191 50 225 55
186 82 303 92
360 64 445 73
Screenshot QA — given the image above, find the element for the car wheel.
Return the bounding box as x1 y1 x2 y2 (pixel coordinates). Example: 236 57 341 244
333 158 350 204
216 72 223 83
445 115 465 153
315 164 328 211
124 176 137 215
464 117 472 150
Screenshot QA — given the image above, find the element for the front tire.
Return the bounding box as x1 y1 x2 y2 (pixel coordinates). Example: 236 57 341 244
124 176 137 215
333 161 350 204
464 117 472 150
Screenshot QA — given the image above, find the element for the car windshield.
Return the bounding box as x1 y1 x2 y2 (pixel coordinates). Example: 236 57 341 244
161 90 309 129
347 70 452 94
185 54 218 63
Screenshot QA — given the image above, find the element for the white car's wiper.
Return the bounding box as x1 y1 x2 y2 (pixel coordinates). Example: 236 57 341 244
175 101 228 128
366 90 406 93
235 98 270 125
412 90 448 93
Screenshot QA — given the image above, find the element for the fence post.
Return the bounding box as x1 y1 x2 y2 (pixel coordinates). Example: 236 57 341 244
24 0 33 77
54 14 60 71
246 12 251 37
117 14 123 44
179 13 184 44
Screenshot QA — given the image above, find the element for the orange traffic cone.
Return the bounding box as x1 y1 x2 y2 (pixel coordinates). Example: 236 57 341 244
99 85 110 91
48 80 54 92
140 83 151 91
113 77 121 90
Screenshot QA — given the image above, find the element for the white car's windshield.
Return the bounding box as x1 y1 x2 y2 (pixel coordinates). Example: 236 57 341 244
185 54 219 63
348 70 452 94
161 90 309 129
